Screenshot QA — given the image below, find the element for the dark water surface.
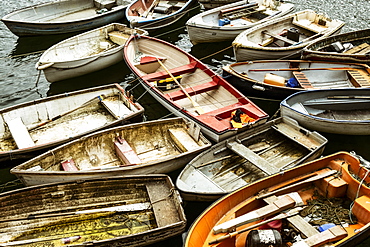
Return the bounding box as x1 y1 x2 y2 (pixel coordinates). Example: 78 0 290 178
0 0 370 246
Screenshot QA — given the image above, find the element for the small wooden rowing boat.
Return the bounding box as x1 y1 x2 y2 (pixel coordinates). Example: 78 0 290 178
1 0 134 37
185 152 370 247
10 117 211 186
302 28 370 64
0 174 186 246
36 23 148 83
126 0 196 31
123 35 268 142
176 116 328 202
233 9 345 61
280 88 370 135
0 83 144 163
222 60 370 100
186 0 295 44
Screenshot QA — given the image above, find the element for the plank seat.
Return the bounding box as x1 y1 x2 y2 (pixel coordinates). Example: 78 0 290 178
263 195 319 238
262 30 297 45
293 71 314 89
226 140 278 175
344 43 370 54
347 69 370 87
142 61 197 81
168 128 199 152
114 136 141 166
164 81 218 101
6 117 35 149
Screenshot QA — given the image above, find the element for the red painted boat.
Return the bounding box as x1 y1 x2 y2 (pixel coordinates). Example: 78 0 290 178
123 35 268 142
185 152 370 247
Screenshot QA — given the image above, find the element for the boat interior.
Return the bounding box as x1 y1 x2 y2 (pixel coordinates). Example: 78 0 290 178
0 176 184 246
231 61 370 89
22 119 207 171
7 0 131 22
257 11 338 48
195 153 370 247
289 92 370 119
182 118 324 193
41 24 139 63
0 88 134 152
128 0 188 19
127 37 264 131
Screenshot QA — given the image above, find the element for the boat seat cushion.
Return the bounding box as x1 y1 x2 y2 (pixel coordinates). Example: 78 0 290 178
6 117 35 149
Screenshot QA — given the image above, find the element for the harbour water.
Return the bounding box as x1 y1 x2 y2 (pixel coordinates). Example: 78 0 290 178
0 0 370 246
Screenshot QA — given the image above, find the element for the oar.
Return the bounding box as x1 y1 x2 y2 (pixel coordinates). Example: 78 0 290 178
208 207 304 245
155 58 204 115
256 169 337 200
28 94 105 131
249 67 363 72
0 202 150 223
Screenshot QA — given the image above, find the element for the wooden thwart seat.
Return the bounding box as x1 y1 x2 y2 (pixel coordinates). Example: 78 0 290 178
262 30 297 45
344 43 370 54
293 71 314 89
164 81 218 101
142 61 197 81
6 117 35 149
347 69 370 87
168 128 199 152
227 140 279 175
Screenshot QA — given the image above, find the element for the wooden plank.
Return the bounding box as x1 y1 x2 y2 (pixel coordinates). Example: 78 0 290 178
213 193 298 234
263 195 319 238
146 182 181 228
344 43 370 54
6 117 35 149
168 128 199 152
100 97 132 119
294 225 347 246
227 140 278 175
262 30 297 45
293 71 314 89
347 70 370 87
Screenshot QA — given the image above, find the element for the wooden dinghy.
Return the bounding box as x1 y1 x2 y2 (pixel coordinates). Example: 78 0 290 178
1 0 134 37
186 0 295 45
123 35 268 142
0 83 144 163
222 60 370 100
125 0 196 31
176 116 327 202
10 117 211 186
280 88 370 135
36 23 148 83
233 9 345 61
185 152 370 247
302 28 370 64
0 174 186 246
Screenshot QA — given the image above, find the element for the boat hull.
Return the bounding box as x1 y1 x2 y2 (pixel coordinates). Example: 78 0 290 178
1 0 132 36
37 23 148 82
176 116 328 201
185 152 370 247
0 84 144 163
302 28 370 64
0 175 187 246
280 88 370 135
186 0 295 44
222 60 370 100
233 9 344 61
123 35 268 142
10 117 211 186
